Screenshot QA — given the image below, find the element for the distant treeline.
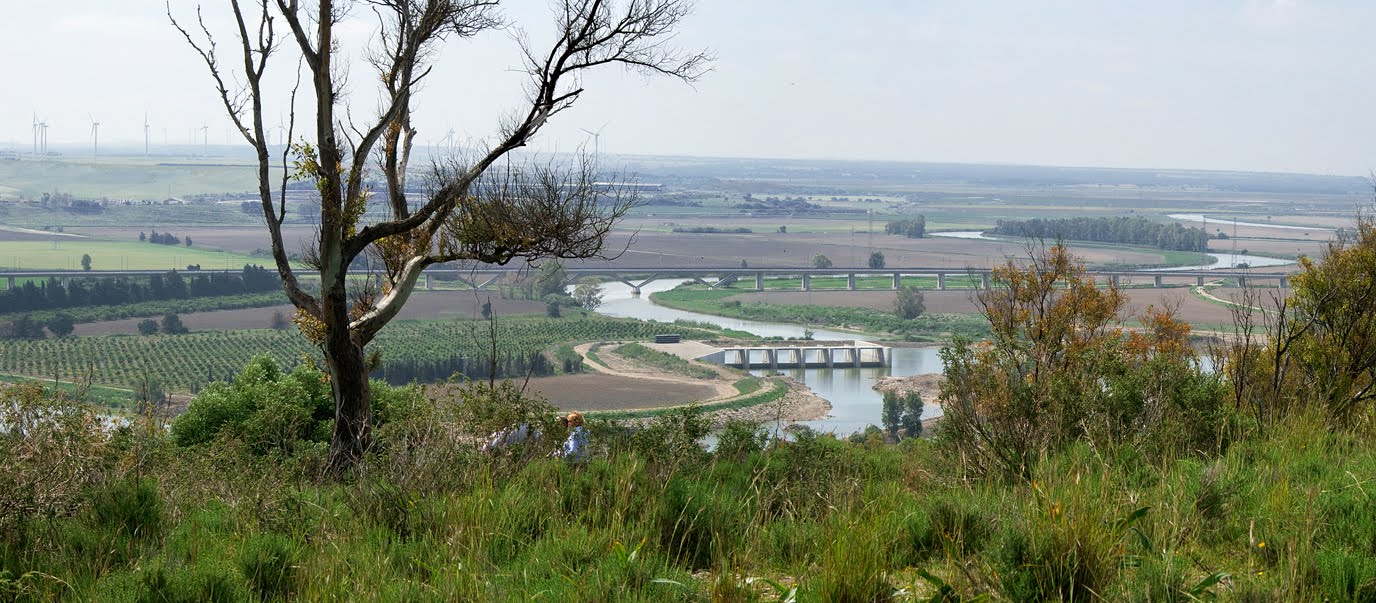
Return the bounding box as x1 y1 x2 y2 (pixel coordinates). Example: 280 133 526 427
988 217 1210 252
141 229 189 246
0 266 279 314
672 226 753 234
885 216 926 238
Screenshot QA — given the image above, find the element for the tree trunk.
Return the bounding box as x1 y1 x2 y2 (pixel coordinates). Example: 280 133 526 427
325 318 372 475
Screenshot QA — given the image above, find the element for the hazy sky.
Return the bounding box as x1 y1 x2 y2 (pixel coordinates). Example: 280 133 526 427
2 0 1374 175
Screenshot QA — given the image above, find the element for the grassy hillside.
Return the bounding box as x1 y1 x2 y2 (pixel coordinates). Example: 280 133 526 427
1 379 1372 601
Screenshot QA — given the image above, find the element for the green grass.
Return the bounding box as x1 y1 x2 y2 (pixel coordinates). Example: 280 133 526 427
4 387 1375 600
0 372 135 410
651 284 989 342
0 157 259 200
0 240 268 271
584 343 610 368
613 343 720 380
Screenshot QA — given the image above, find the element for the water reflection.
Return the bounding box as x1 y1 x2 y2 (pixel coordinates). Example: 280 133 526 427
590 280 944 434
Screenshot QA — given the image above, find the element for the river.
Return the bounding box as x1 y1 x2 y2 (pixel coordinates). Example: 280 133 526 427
1168 213 1335 232
592 280 945 434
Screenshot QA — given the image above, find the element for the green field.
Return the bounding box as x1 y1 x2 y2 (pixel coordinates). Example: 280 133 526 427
0 240 267 271
0 315 734 392
0 157 259 200
651 284 989 342
0 372 135 409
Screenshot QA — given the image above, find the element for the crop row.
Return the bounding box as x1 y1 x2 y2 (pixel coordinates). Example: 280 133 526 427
0 315 720 392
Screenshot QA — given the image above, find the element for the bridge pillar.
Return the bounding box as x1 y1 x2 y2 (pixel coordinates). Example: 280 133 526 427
1197 275 1206 287
1237 276 1246 288
425 274 433 290
1110 274 1120 287
1280 276 1289 289
937 273 946 290
767 349 778 370
631 287 641 296
755 272 764 291
5 276 13 290
801 274 810 291
981 273 991 290
892 272 901 290
847 273 856 291
847 347 859 367
1154 275 1163 288
825 348 835 368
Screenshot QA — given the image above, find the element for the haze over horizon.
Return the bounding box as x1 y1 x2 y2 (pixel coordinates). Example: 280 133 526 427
2 0 1374 177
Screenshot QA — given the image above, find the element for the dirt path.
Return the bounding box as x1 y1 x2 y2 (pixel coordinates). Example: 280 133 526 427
575 342 831 422
575 342 738 401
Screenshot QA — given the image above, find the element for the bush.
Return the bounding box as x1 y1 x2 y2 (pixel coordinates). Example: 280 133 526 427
170 356 335 454
137 319 159 336
714 420 767 459
160 313 189 335
893 285 924 320
46 313 75 337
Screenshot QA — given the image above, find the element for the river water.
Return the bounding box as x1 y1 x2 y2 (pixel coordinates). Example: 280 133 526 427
592 280 945 434
1168 213 1334 232
591 218 1286 433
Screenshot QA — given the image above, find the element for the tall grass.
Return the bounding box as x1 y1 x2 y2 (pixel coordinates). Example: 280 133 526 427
3 381 1376 600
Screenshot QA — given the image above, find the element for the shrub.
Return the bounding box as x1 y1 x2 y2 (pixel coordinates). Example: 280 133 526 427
714 420 767 459
160 313 189 335
170 355 335 454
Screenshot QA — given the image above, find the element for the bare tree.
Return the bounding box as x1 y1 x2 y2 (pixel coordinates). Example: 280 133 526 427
169 0 709 474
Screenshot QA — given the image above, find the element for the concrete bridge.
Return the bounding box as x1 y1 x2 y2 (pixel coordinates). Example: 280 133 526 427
0 265 1294 292
697 341 891 369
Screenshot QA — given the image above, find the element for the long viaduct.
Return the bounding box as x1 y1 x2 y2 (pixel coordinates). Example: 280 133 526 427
0 265 1295 292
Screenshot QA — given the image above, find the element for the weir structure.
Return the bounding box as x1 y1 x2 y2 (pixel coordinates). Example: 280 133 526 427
696 340 891 369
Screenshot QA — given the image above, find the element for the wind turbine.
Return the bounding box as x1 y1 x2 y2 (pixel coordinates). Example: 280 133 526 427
200 123 209 155
144 114 151 155
31 114 38 155
39 119 48 155
88 114 101 158
580 121 609 156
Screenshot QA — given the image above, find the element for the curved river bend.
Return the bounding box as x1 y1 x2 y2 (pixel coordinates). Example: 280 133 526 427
593 280 944 434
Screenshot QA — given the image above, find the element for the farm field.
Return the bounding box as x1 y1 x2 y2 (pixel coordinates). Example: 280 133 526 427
66 225 317 256
0 240 267 271
71 291 548 335
515 373 717 411
0 156 258 200
0 315 730 393
722 285 1284 331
